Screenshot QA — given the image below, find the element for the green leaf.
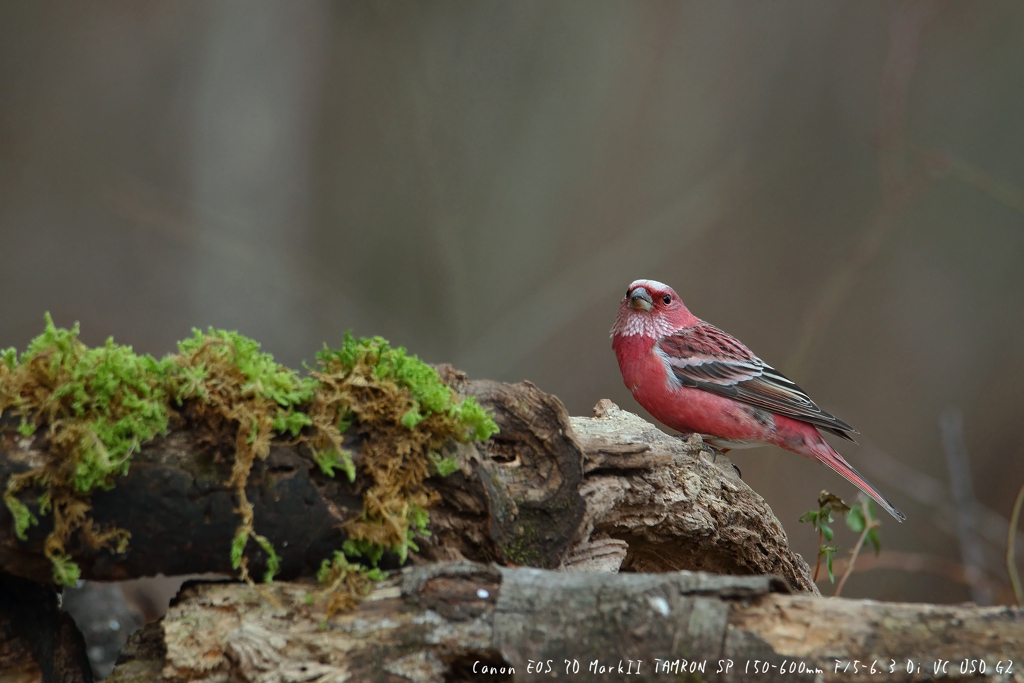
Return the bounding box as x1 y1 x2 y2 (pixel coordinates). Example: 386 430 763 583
864 499 877 522
821 545 839 584
821 522 834 542
867 528 882 555
846 507 865 533
799 510 818 524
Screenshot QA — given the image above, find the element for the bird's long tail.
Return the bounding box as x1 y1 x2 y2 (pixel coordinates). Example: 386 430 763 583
809 439 905 522
775 420 905 522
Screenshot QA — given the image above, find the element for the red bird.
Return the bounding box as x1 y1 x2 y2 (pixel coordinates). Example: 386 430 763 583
611 279 905 522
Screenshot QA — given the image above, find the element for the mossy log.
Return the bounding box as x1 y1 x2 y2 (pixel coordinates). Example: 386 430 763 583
1 370 814 592
104 562 1024 683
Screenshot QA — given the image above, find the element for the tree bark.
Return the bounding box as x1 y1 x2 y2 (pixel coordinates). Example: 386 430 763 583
106 561 1024 683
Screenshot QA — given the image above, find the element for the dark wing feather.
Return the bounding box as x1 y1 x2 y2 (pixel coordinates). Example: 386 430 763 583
657 324 857 440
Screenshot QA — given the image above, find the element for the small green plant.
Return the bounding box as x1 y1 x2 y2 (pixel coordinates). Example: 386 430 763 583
799 491 850 583
834 495 882 597
801 490 887 591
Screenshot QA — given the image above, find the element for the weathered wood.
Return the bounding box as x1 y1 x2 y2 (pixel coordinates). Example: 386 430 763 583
106 562 1024 683
568 400 817 591
415 378 589 570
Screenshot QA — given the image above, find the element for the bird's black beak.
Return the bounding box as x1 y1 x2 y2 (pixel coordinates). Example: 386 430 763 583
629 287 653 312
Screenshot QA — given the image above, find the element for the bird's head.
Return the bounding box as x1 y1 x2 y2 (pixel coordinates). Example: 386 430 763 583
611 279 696 339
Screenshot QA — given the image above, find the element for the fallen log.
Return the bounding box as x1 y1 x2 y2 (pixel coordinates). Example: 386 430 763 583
1 373 816 592
106 561 1024 683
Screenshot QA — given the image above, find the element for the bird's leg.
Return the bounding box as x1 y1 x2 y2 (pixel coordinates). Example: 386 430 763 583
688 438 720 464
693 439 742 478
678 433 728 468
698 439 720 463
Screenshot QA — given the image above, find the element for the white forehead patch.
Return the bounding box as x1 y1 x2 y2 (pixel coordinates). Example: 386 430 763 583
629 279 669 293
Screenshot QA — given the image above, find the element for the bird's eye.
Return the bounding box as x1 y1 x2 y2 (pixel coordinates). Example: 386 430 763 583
662 295 671 304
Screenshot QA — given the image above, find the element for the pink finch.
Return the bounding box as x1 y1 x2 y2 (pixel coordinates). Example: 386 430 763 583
611 279 904 522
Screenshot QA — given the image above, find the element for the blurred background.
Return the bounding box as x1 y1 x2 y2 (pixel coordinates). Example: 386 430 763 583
2 0 1023 660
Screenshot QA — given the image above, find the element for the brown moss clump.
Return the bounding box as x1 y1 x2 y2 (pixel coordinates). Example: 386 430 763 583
313 551 384 618
171 328 316 583
307 334 497 565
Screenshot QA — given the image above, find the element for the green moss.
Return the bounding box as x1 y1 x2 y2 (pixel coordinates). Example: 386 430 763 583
230 529 248 569
50 550 81 586
1 319 498 591
174 327 316 433
309 333 497 574
317 550 386 585
340 537 385 566
313 447 356 482
273 411 313 437
172 328 316 584
309 550 388 618
1 314 177 583
255 534 281 583
15 314 174 493
7 496 37 539
316 333 498 441
428 451 460 477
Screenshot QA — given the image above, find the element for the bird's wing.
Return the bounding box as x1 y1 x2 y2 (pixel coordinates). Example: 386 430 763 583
656 324 857 439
